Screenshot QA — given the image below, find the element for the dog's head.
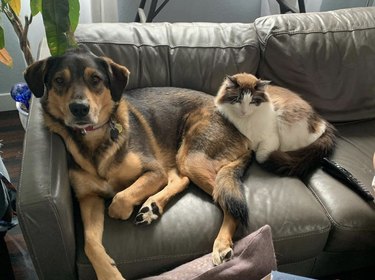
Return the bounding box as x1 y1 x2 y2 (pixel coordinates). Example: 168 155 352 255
24 45 130 130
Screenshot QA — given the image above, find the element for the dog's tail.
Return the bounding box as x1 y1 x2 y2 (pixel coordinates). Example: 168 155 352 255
213 152 253 226
260 122 336 179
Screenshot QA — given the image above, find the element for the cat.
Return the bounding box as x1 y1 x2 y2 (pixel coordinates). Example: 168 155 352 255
214 73 336 178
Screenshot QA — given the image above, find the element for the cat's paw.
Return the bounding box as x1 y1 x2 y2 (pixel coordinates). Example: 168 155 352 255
255 150 270 163
135 201 161 225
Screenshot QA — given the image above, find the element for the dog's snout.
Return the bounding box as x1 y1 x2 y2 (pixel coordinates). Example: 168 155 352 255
69 102 90 118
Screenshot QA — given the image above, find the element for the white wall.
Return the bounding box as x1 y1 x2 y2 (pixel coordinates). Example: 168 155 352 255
118 0 262 23
117 0 375 23
0 0 44 112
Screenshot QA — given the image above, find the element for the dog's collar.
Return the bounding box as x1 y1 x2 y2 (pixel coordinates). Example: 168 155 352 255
74 119 123 141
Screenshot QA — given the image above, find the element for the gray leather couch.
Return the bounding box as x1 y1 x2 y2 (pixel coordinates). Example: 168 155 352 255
18 7 375 280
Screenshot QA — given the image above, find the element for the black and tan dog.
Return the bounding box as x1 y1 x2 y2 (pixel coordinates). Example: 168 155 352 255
24 46 252 280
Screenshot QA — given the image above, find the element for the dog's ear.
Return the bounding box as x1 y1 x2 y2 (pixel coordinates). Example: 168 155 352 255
102 57 130 102
24 59 49 98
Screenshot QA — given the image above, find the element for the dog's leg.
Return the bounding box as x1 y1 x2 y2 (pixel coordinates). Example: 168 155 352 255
79 196 125 280
212 211 238 265
135 168 190 225
178 151 251 265
70 170 125 280
211 153 251 265
178 152 236 264
108 168 167 220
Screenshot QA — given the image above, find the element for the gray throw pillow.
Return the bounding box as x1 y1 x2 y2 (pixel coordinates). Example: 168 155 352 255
140 224 276 280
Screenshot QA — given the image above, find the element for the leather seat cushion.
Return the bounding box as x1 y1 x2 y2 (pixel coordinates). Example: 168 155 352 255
308 119 375 252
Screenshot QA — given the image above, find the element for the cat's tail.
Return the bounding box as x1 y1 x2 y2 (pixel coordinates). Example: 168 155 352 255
260 122 337 179
213 152 253 226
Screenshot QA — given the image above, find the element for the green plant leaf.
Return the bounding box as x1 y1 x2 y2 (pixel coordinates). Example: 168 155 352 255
0 29 5 49
30 0 42 16
2 0 11 6
42 0 72 56
69 0 79 32
0 25 4 48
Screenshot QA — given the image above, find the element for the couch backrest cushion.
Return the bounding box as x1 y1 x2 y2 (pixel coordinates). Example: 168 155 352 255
75 22 259 95
255 7 375 122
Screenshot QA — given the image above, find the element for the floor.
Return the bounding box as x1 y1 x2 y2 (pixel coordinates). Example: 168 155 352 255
0 110 38 280
1 110 24 189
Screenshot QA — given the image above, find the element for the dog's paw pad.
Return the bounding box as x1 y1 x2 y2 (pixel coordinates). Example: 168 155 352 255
223 249 233 260
212 247 233 266
135 202 160 225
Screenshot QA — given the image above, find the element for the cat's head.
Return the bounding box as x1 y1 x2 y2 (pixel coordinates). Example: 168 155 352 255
215 73 270 117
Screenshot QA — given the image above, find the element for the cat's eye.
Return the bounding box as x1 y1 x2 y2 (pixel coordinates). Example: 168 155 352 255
250 96 263 106
230 97 240 104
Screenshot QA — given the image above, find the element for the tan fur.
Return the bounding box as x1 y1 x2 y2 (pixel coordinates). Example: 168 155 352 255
140 169 190 217
230 72 257 88
96 101 130 177
107 152 143 192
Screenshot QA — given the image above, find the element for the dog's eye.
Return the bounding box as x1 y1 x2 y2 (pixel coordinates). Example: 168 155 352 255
90 75 101 86
54 77 65 86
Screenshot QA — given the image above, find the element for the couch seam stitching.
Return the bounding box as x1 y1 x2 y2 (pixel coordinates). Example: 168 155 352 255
259 26 375 46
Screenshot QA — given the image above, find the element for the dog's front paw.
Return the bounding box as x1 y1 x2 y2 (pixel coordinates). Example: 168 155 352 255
108 194 134 220
212 239 234 266
135 201 161 225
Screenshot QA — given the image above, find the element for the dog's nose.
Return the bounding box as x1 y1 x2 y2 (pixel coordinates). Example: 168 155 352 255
69 103 90 118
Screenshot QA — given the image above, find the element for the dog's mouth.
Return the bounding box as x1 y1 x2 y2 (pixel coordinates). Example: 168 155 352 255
68 119 98 130
72 121 94 129
68 119 109 134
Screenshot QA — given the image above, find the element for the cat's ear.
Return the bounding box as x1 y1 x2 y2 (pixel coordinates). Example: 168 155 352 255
225 75 238 89
256 79 271 91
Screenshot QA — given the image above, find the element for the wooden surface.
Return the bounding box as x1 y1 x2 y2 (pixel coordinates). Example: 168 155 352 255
0 110 38 280
0 110 24 188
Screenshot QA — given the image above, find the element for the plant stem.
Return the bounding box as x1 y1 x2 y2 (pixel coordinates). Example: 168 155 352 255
3 5 34 66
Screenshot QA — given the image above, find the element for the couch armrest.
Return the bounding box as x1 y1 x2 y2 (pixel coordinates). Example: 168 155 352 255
17 97 76 279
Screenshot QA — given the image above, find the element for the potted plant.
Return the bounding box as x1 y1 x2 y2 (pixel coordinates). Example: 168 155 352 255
1 0 80 128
